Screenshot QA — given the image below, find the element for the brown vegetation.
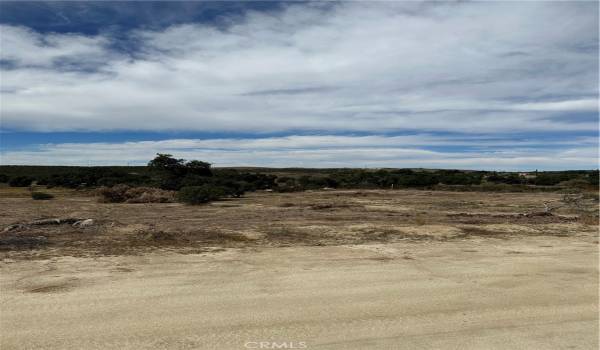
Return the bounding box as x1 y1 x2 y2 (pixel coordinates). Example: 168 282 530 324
97 185 175 203
0 187 597 260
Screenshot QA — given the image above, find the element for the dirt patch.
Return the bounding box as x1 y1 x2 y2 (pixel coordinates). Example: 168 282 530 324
446 212 578 224
456 226 507 238
26 282 76 294
0 236 49 250
309 202 355 210
1 237 596 349
278 202 296 207
21 276 81 294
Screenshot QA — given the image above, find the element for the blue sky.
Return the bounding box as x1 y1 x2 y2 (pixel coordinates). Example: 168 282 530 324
0 1 598 170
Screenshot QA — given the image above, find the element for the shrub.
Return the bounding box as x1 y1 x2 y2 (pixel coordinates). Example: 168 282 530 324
97 184 175 203
177 185 226 205
8 176 34 187
214 180 247 197
123 187 176 203
297 175 338 189
31 192 54 200
97 184 130 203
558 179 591 191
0 174 9 183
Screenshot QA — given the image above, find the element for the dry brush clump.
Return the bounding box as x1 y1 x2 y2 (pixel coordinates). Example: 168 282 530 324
540 192 599 225
31 191 54 200
263 226 317 244
310 202 354 210
279 202 296 207
130 229 255 248
97 185 175 203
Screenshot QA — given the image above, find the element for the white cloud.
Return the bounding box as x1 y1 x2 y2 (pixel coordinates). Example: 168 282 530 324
510 99 598 112
0 25 110 67
0 1 597 133
1 135 597 170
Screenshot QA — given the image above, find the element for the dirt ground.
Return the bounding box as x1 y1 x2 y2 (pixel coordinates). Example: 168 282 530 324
0 189 598 349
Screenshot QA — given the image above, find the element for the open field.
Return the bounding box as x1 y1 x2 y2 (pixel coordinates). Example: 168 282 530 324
1 189 598 349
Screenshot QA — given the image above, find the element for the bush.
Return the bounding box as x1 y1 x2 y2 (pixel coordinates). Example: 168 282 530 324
213 180 247 197
97 184 130 203
8 176 34 187
123 187 176 203
180 174 213 187
97 184 175 203
297 175 338 189
177 185 226 205
0 174 9 183
31 192 54 200
558 179 591 191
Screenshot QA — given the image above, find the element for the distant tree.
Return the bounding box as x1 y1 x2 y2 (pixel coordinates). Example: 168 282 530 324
147 154 214 190
148 153 186 172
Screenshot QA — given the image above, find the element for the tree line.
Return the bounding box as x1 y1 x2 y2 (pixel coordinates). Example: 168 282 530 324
0 155 597 204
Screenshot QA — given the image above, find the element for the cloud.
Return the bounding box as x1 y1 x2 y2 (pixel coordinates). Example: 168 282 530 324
0 1 597 135
510 99 598 112
0 25 112 68
1 135 597 170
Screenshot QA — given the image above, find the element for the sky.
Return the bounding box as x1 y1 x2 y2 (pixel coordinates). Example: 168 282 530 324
0 1 598 170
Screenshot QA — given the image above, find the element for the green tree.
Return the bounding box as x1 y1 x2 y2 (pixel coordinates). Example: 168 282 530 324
148 153 186 174
185 160 212 177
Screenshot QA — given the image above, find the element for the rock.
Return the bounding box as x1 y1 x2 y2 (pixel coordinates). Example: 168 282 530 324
2 224 27 232
73 219 94 228
30 218 61 225
30 218 80 226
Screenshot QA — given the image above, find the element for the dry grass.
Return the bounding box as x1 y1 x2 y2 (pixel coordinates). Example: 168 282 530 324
579 214 599 226
309 202 354 210
263 226 316 244
457 226 505 238
414 213 427 226
0 189 597 259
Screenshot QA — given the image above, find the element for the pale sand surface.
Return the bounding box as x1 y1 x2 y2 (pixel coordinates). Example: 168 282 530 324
1 234 597 349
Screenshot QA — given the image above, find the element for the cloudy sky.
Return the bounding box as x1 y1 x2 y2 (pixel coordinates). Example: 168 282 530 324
0 1 598 170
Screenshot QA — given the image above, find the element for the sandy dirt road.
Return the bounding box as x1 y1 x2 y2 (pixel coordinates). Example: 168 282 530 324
1 234 597 350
